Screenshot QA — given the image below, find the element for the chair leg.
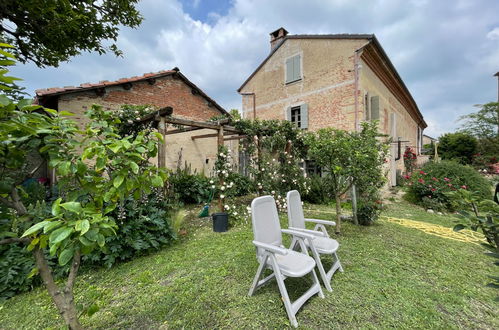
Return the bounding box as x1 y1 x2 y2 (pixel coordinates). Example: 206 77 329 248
334 252 344 273
248 254 268 296
270 255 298 328
310 268 325 299
310 246 333 292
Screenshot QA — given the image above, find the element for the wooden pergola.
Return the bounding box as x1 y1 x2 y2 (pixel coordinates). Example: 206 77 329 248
139 107 246 212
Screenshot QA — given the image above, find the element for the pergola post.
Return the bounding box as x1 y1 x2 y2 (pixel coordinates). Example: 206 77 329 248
217 126 225 213
157 116 167 168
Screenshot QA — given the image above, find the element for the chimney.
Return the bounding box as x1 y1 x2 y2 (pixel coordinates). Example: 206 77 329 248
270 27 289 51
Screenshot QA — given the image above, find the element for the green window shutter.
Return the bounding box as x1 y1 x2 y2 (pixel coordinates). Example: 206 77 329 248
370 96 380 120
293 55 301 81
286 106 292 121
300 103 308 129
286 57 294 83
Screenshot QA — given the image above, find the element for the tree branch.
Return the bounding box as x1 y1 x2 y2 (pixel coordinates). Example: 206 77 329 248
10 187 27 215
0 195 17 210
0 237 30 245
65 250 81 293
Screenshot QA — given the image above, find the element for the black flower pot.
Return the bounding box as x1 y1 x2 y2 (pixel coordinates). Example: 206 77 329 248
212 212 229 232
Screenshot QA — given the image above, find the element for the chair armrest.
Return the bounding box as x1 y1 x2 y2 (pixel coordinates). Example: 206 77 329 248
287 227 326 237
282 228 316 240
252 241 288 255
305 218 336 226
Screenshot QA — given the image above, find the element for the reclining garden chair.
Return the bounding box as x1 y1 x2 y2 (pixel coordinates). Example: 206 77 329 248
286 190 343 292
249 195 324 328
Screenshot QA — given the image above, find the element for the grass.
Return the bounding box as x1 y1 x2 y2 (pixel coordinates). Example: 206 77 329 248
0 200 497 329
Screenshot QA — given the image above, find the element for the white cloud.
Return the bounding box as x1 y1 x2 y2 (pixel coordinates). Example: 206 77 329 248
486 27 499 40
9 0 499 134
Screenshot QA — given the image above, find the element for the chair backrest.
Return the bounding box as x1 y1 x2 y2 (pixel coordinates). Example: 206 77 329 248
286 190 306 229
251 196 282 257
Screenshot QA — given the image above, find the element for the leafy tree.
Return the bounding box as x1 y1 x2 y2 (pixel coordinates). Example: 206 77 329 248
0 0 143 67
459 102 499 166
438 132 477 164
0 46 166 329
459 102 499 139
305 122 388 233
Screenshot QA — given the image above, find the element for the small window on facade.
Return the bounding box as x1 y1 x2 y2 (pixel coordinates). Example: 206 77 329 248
286 54 301 83
305 160 321 177
286 104 308 129
290 106 301 127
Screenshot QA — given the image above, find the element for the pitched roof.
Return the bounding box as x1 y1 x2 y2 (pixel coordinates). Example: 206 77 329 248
237 34 373 92
237 33 426 128
36 68 228 115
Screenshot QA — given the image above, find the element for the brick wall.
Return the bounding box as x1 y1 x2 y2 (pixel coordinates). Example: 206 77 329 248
240 37 425 186
57 74 232 174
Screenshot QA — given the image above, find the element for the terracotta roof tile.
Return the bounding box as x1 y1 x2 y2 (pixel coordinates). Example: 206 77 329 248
35 69 177 96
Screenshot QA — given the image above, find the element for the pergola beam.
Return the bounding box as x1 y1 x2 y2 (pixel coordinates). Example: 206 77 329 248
163 126 203 136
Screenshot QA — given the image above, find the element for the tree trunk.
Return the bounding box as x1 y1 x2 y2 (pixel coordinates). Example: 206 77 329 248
335 194 342 234
33 248 83 330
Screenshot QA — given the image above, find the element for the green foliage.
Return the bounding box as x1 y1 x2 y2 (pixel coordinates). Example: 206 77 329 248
168 165 213 204
0 0 143 67
357 199 383 226
214 145 250 222
403 147 417 173
459 102 499 171
305 122 389 227
449 189 499 300
405 160 491 210
438 132 477 164
459 102 499 140
234 119 308 210
84 192 176 268
302 175 333 204
115 104 157 137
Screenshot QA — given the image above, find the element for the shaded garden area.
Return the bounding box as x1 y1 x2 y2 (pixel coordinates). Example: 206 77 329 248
0 200 497 329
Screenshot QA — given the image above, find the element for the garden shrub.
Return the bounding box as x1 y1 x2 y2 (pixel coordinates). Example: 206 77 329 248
357 199 383 226
405 160 491 210
302 175 332 204
84 191 176 268
168 165 213 205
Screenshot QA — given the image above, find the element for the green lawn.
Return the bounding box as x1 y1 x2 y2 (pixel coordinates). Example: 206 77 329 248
0 200 497 329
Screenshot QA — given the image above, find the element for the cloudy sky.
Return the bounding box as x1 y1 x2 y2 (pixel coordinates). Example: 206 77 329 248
10 0 499 138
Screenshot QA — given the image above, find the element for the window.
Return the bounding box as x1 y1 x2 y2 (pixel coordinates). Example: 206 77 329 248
305 160 321 177
286 104 308 129
285 54 301 83
290 106 301 127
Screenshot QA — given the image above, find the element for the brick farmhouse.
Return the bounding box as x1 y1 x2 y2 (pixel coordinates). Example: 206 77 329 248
238 28 428 185
35 68 237 176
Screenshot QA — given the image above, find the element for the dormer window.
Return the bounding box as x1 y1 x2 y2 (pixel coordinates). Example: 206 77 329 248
285 54 302 84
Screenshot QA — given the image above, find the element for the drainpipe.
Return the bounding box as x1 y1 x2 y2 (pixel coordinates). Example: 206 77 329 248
353 51 360 132
240 92 256 120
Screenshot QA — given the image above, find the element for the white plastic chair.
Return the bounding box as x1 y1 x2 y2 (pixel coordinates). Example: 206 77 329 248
249 195 324 328
286 190 343 292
